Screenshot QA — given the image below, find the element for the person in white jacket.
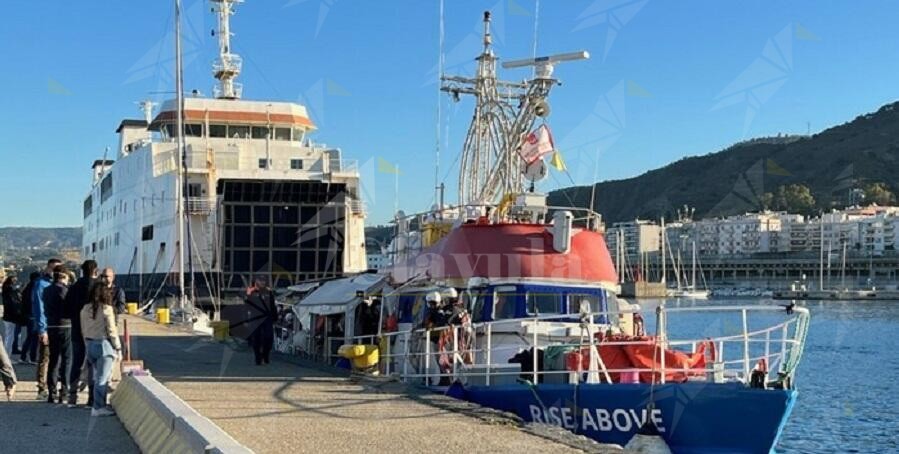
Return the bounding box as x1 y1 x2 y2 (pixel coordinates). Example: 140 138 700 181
79 283 122 417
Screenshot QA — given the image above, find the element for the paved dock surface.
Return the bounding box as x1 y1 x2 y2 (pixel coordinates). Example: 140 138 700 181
0 362 139 453
125 316 586 453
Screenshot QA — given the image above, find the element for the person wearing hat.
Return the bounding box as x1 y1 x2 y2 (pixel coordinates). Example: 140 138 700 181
421 290 446 331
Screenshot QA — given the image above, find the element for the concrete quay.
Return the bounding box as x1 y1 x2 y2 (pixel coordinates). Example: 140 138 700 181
0 363 139 453
123 315 615 453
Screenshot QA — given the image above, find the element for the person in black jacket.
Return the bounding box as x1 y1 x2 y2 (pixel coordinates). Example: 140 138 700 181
44 267 73 403
65 260 97 406
18 272 39 364
244 277 277 366
2 277 23 357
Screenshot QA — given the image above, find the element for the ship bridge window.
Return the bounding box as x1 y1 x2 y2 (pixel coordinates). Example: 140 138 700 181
251 126 270 139
463 289 485 323
526 291 562 315
162 123 204 137
229 125 250 139
209 124 227 138
568 293 601 314
274 127 291 141
568 292 615 324
293 128 306 142
184 124 203 137
492 287 518 320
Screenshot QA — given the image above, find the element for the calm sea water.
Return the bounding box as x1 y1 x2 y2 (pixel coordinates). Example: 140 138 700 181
635 297 899 453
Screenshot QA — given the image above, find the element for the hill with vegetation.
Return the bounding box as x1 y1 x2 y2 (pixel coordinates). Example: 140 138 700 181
548 102 899 222
0 227 82 250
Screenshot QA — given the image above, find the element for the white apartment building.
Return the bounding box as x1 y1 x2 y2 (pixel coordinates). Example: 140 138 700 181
605 220 662 257
609 206 899 259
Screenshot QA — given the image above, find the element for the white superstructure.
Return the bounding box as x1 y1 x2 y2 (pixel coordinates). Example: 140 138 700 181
81 1 367 301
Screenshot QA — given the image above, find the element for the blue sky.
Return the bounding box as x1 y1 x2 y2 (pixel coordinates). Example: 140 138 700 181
1 0 898 227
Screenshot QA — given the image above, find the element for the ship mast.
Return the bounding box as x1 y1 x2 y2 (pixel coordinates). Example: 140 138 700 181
175 0 188 319
441 11 587 206
211 0 244 99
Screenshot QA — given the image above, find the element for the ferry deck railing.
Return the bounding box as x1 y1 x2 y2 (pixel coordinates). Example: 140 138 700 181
327 305 810 388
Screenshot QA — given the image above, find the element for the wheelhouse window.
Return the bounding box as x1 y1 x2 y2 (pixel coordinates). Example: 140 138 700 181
293 128 306 142
526 291 562 315
568 293 601 314
462 289 485 323
229 125 250 139
492 287 518 320
568 292 616 324
251 126 270 139
209 124 227 138
184 124 203 137
274 127 291 141
290 159 304 170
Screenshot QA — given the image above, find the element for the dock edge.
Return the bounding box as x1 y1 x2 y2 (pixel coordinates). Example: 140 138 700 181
111 374 254 454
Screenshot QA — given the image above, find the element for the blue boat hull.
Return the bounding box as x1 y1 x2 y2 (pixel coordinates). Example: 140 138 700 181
447 382 796 453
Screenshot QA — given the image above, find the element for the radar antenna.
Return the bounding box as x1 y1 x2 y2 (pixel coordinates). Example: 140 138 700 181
211 0 244 99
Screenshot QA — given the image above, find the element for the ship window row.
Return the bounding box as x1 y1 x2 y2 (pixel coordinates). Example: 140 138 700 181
489 290 613 321
163 123 302 141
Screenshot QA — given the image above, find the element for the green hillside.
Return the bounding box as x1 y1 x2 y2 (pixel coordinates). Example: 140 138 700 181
548 102 899 223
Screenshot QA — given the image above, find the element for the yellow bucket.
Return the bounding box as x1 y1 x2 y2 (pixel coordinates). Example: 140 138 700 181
156 308 170 324
210 321 230 341
126 303 139 315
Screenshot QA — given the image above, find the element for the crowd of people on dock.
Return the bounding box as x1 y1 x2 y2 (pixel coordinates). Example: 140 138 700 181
0 258 125 417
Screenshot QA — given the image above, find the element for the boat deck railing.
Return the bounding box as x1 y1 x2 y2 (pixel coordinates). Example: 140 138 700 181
328 305 809 388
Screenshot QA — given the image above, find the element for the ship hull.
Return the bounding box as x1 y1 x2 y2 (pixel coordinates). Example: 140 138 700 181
447 382 795 453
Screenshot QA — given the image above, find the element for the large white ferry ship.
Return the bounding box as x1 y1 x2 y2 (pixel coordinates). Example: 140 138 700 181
81 0 367 307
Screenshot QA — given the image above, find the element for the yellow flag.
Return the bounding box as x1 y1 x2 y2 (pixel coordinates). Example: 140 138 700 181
550 150 566 171
377 157 401 175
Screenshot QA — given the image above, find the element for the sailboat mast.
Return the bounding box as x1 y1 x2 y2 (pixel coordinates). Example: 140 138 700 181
175 0 187 315
841 240 847 289
660 217 666 284
818 215 824 290
691 240 697 290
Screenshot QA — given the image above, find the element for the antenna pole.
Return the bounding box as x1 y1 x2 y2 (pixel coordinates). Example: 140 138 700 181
434 0 444 206
212 0 243 99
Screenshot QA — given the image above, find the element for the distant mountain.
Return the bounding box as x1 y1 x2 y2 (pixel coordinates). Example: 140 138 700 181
548 102 899 223
0 227 82 250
